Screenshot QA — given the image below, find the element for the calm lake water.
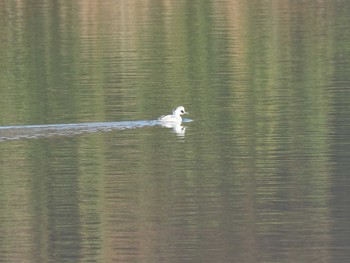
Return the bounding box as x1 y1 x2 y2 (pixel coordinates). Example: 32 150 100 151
1 1 350 262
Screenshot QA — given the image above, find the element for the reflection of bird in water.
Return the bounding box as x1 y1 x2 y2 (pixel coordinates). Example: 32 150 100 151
158 106 188 123
159 121 186 136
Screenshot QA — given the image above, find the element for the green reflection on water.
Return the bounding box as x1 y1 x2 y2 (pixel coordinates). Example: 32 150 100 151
0 0 349 262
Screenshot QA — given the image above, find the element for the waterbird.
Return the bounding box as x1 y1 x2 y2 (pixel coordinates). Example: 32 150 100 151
158 106 188 123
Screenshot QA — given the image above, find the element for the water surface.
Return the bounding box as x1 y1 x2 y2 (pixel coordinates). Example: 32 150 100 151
0 1 350 262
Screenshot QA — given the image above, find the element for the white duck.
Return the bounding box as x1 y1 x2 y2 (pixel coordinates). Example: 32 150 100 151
158 106 188 123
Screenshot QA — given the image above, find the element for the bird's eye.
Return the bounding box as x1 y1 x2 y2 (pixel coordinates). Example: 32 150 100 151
181 110 184 113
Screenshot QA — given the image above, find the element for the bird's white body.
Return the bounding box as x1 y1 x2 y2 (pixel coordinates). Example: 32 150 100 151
158 106 188 123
